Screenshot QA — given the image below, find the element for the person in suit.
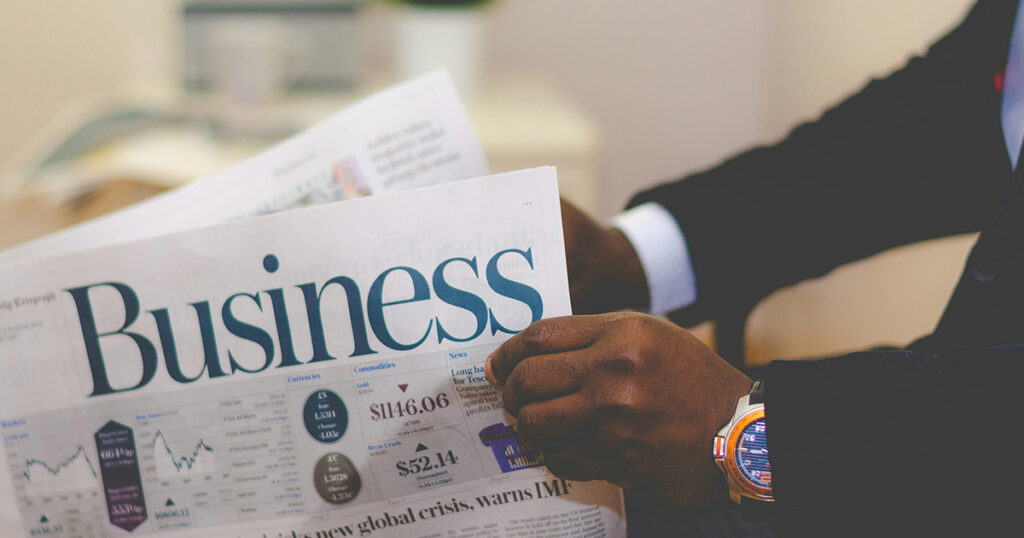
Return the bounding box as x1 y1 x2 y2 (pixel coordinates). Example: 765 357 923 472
485 1 1024 536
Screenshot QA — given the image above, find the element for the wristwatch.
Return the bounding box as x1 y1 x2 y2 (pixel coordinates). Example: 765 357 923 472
713 379 773 517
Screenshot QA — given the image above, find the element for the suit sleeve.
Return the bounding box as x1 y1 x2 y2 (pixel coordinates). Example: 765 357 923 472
765 345 1024 536
630 1 1011 326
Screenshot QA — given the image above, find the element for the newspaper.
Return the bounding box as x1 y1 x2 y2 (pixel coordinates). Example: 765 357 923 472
0 71 489 264
0 168 627 537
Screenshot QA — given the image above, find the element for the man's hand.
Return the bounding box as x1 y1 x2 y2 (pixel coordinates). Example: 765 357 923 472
485 312 752 511
561 199 649 314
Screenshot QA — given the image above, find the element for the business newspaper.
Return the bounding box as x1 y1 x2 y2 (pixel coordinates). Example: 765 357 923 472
0 168 626 537
0 71 489 264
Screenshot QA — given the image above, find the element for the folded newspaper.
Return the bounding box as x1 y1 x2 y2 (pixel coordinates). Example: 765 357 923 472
0 72 490 263
0 75 626 537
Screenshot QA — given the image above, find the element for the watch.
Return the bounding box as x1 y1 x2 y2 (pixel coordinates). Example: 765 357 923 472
713 379 773 517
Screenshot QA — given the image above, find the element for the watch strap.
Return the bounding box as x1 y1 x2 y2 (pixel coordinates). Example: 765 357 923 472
748 379 765 405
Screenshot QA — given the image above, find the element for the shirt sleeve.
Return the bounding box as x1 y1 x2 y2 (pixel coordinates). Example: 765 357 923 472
610 202 698 315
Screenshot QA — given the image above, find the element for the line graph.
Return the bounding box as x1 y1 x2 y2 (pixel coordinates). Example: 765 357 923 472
21 444 99 495
151 430 216 479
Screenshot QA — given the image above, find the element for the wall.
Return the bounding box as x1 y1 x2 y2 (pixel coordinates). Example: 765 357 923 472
0 1 178 170
0 0 988 359
764 0 973 137
487 0 770 218
747 0 976 361
484 0 977 359
487 0 975 217
0 1 977 208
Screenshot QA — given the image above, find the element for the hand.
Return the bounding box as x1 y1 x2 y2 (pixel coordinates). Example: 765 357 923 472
485 312 753 511
560 199 649 314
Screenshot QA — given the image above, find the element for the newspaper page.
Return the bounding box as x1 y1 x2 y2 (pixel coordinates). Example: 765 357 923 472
0 71 489 265
0 168 627 538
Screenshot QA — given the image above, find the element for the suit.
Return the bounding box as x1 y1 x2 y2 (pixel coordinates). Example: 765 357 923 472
631 1 1024 535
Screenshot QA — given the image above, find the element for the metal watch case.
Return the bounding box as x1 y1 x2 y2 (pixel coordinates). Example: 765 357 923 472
713 392 773 504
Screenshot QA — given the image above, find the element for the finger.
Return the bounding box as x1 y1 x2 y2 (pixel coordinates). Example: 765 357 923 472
487 315 602 387
560 200 585 275
515 393 597 451
501 351 587 417
568 282 591 315
543 442 620 483
559 198 585 236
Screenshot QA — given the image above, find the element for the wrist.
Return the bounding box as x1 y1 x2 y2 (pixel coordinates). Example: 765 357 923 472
713 379 774 515
606 227 651 311
610 202 697 315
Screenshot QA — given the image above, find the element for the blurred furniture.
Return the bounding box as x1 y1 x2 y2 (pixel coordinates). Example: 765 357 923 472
183 0 365 94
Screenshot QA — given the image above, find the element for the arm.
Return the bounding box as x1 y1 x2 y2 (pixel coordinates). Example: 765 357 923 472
767 345 1023 536
569 1 1014 322
631 1 1010 324
486 313 1024 534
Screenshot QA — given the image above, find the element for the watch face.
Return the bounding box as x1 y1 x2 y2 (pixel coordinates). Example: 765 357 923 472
735 417 771 489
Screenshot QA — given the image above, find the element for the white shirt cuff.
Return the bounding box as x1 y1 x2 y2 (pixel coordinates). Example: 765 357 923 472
611 202 698 315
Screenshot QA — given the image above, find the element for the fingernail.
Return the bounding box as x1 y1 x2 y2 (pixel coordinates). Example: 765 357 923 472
485 354 501 387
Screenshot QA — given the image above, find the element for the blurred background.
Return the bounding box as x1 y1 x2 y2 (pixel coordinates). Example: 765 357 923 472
0 0 978 364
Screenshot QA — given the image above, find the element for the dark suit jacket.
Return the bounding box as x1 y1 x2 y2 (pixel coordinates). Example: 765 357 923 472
631 1 1024 536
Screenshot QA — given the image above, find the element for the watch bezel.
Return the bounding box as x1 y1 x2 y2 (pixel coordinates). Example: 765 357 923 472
723 406 773 501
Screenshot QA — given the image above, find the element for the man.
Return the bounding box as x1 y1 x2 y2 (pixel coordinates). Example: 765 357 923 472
486 1 1024 536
